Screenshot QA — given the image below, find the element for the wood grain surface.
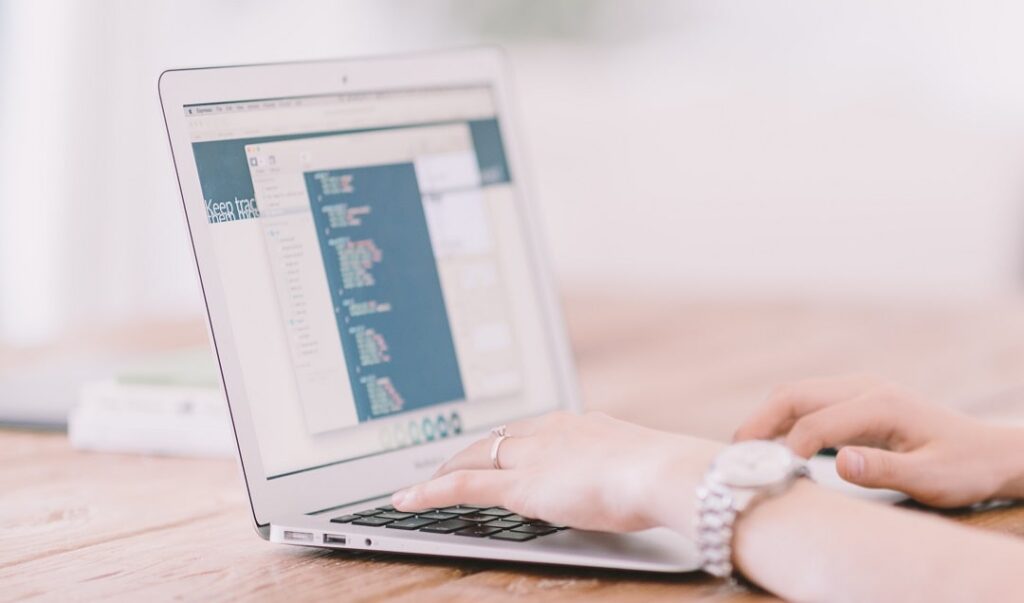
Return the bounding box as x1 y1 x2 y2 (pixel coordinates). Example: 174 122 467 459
3 295 1024 602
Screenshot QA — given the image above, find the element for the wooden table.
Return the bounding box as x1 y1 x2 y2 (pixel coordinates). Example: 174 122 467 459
4 295 1024 601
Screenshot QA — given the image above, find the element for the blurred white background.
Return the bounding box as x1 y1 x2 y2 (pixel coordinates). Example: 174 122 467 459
3 0 1024 348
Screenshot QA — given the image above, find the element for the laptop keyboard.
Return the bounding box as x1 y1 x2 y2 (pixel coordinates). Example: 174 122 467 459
330 505 568 542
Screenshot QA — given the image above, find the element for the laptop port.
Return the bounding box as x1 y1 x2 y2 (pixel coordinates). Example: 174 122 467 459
323 534 347 546
283 530 313 543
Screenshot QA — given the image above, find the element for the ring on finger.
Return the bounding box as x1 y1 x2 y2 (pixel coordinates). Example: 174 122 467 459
490 433 510 470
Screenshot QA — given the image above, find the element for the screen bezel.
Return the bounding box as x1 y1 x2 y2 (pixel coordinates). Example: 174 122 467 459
158 47 582 528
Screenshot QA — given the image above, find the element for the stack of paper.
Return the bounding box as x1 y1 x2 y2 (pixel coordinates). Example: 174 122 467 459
67 348 234 458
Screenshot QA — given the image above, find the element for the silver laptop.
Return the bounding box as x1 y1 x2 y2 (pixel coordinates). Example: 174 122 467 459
159 47 701 572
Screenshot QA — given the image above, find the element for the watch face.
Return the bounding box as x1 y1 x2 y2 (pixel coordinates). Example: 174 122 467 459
711 440 796 487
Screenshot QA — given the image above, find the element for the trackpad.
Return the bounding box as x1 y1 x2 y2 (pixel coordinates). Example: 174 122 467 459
808 454 908 504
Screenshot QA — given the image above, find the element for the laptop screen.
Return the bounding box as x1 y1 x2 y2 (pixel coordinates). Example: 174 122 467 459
184 85 561 479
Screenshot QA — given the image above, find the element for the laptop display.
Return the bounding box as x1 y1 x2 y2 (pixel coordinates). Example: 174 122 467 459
183 85 561 479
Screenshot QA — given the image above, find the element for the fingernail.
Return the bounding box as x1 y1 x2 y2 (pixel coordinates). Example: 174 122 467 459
845 449 865 478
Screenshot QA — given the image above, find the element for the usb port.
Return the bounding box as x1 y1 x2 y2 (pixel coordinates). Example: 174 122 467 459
283 530 313 542
323 534 347 546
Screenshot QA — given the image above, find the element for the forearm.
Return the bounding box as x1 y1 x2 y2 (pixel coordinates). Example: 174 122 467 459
661 479 1024 602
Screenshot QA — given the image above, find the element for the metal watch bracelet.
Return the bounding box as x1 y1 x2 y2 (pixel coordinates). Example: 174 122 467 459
695 465 810 578
695 480 739 577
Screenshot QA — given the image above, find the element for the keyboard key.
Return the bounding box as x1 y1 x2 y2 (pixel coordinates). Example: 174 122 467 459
352 516 395 527
529 521 568 530
355 509 382 517
490 530 537 542
376 505 396 512
330 514 360 524
457 512 494 523
420 519 476 534
438 506 477 515
503 514 533 523
417 511 456 521
483 519 522 530
478 507 513 517
456 525 502 538
376 511 414 520
386 517 439 530
512 524 558 536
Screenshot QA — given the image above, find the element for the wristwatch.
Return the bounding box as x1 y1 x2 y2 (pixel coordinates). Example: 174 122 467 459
695 440 809 578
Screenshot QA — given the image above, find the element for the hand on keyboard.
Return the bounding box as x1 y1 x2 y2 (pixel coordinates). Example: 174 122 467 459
392 411 723 535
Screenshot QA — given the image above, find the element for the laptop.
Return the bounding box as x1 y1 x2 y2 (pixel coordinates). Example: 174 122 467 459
158 47 703 572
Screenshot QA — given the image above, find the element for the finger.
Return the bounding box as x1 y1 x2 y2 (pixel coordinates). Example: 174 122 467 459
433 434 531 477
734 375 878 442
836 446 918 491
503 413 552 436
783 395 896 457
500 409 581 438
432 411 570 477
392 469 520 511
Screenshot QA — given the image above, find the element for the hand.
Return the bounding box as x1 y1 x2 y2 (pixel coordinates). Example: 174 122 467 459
392 411 723 534
734 375 1024 507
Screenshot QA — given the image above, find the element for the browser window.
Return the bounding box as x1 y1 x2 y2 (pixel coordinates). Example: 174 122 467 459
185 86 560 478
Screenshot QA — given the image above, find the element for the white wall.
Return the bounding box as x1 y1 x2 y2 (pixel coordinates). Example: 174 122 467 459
509 2 1024 300
3 0 1024 345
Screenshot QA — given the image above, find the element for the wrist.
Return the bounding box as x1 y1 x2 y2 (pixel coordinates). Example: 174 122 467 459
644 437 724 538
732 478 827 597
992 424 1024 499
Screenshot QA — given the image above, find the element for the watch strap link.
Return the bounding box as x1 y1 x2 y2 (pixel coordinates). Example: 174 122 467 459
695 481 738 577
696 462 810 579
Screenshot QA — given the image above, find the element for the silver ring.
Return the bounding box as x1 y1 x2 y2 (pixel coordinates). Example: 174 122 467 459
490 434 509 470
490 424 507 438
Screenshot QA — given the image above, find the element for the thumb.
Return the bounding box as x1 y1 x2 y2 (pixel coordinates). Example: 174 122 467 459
836 446 915 490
